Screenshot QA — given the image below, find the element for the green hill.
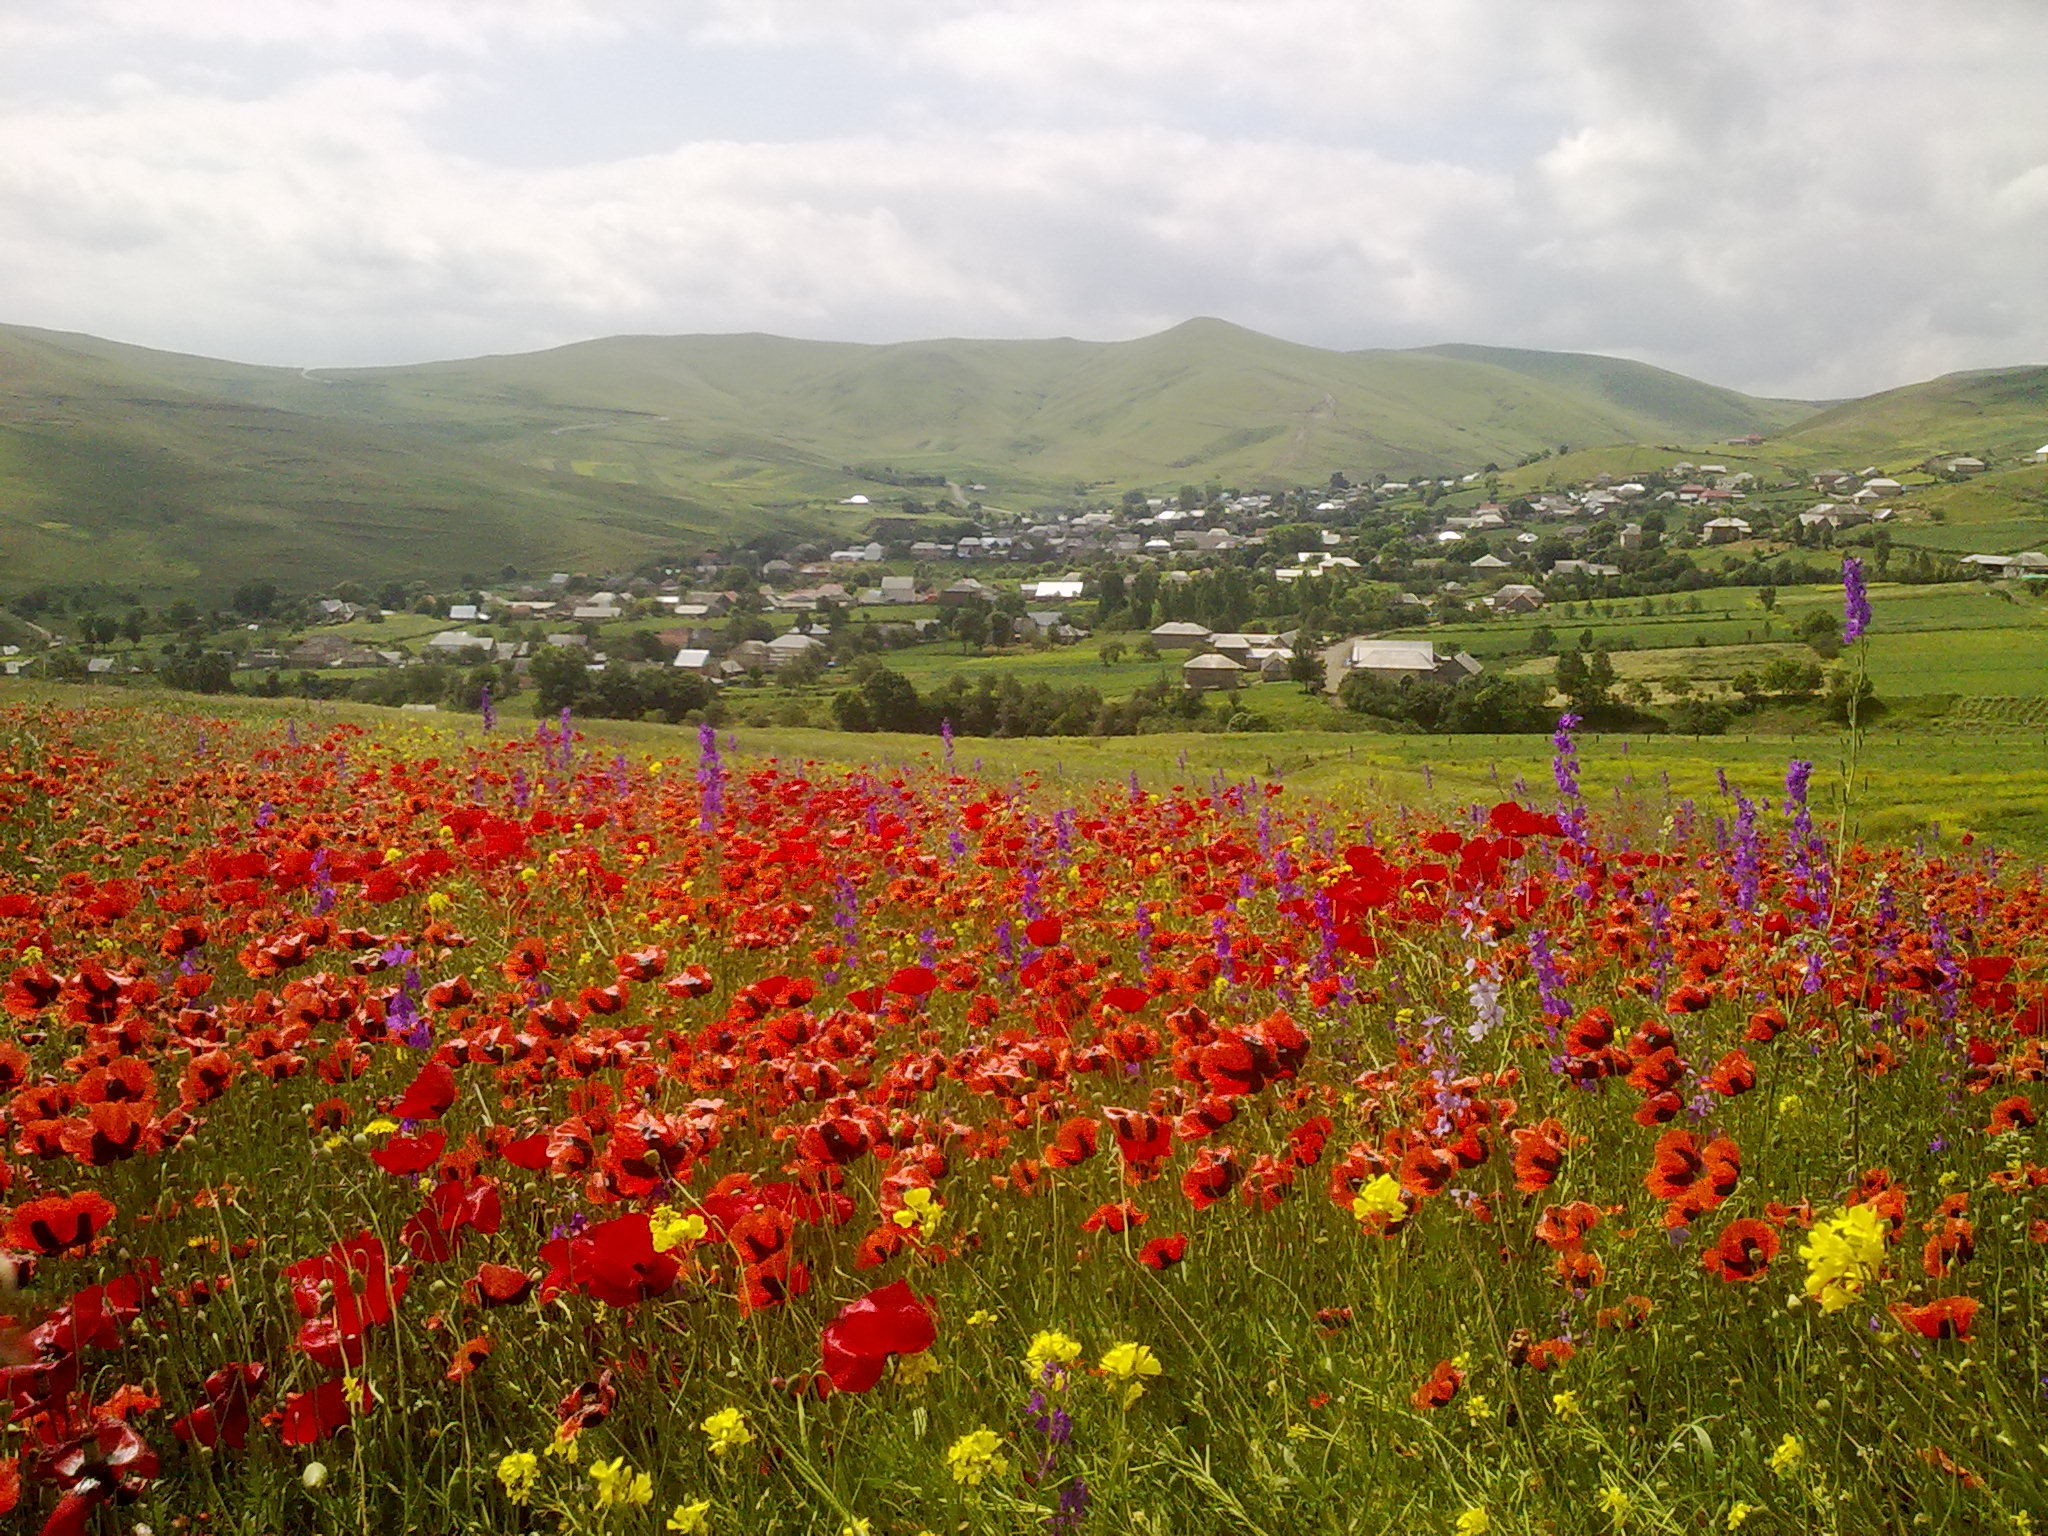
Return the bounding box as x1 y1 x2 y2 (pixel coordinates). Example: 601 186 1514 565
1768 365 2048 467
0 326 742 596
0 317 1846 595
1407 342 1815 441
214 318 1823 503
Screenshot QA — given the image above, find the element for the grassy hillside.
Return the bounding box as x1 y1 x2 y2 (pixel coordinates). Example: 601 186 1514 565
1768 365 2048 466
4 319 1827 519
14 318 2042 597
0 326 749 597
1410 342 1815 441
298 319 1822 500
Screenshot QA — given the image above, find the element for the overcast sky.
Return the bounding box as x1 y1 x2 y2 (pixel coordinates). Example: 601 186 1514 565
3 0 2044 397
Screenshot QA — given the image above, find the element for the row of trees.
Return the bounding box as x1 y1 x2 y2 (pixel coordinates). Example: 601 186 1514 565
830 665 1221 738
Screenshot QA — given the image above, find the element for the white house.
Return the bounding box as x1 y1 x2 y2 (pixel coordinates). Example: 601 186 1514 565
1320 638 1481 694
765 632 827 669
1149 621 1214 650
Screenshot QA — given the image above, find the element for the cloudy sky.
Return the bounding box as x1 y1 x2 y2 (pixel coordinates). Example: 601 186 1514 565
3 0 2044 397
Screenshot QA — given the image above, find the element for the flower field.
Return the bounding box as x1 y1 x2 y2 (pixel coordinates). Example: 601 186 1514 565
1 701 2045 1534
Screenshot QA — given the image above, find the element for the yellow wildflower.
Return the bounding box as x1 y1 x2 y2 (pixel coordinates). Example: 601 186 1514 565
496 1451 540 1504
1455 1508 1492 1535
966 1309 997 1326
1459 1392 1494 1423
1551 1389 1581 1418
1769 1434 1805 1475
1596 1484 1633 1525
890 1186 945 1240
841 1521 873 1536
590 1456 654 1510
1351 1173 1406 1223
362 1117 400 1137
1777 1093 1803 1118
667 1502 712 1535
895 1352 941 1389
650 1206 708 1253
547 1425 582 1463
1727 1502 1756 1530
1799 1204 1886 1312
944 1428 1008 1485
1025 1330 1083 1378
701 1407 754 1457
1099 1341 1163 1406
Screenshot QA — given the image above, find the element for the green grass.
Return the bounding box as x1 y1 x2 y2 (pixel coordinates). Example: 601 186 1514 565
20 679 2048 854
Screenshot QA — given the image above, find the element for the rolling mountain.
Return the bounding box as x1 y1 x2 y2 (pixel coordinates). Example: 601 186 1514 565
0 317 1847 595
1764 365 2048 466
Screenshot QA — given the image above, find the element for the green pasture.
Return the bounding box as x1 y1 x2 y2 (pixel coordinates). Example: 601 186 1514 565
19 680 2048 856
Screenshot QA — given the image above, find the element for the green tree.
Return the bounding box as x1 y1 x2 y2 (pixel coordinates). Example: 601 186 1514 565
528 645 589 715
231 579 278 620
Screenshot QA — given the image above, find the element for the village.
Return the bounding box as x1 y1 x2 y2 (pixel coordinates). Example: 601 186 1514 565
8 437 2046 735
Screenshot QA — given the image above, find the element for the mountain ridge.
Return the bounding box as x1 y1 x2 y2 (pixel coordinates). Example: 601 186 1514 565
4 318 2039 596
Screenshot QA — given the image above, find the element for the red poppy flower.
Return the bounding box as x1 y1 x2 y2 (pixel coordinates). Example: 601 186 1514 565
1287 1115 1333 1168
1398 1145 1456 1198
1025 916 1063 947
1533 1201 1601 1251
500 936 549 981
1103 1107 1172 1172
1411 1360 1463 1410
44 1417 160 1532
615 945 668 982
1181 1145 1241 1210
171 1363 266 1451
557 1370 618 1432
1988 1096 2037 1136
371 1130 447 1176
1890 1295 1977 1341
1922 1218 1975 1278
1511 1120 1567 1194
284 1231 409 1336
1043 1117 1100 1168
7 1190 116 1257
465 1262 536 1309
446 1333 492 1381
275 1375 375 1446
886 966 938 999
401 1176 502 1262
1176 1095 1237 1141
1081 1200 1146 1234
1701 1217 1780 1282
1595 1295 1654 1330
1564 1007 1615 1053
390 1059 458 1121
1138 1233 1188 1270
538 1213 679 1308
820 1279 936 1394
1102 985 1151 1013
1708 1049 1757 1096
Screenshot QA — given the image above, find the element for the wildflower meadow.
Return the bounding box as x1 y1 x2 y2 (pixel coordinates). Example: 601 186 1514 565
0 692 2044 1535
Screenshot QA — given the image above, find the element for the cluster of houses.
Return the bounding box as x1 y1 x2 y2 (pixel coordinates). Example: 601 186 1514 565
1140 620 1481 698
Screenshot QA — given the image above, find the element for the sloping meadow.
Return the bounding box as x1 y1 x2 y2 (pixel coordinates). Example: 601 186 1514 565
0 703 2043 1534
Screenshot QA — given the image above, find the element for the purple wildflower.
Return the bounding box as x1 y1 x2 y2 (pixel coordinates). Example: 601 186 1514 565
696 721 724 830
1841 556 1870 642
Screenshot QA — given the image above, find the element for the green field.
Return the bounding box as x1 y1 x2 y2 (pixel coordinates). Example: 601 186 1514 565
17 680 2048 856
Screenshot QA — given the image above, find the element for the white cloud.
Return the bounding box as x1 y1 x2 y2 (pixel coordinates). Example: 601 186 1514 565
2 0 646 51
0 0 2044 395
